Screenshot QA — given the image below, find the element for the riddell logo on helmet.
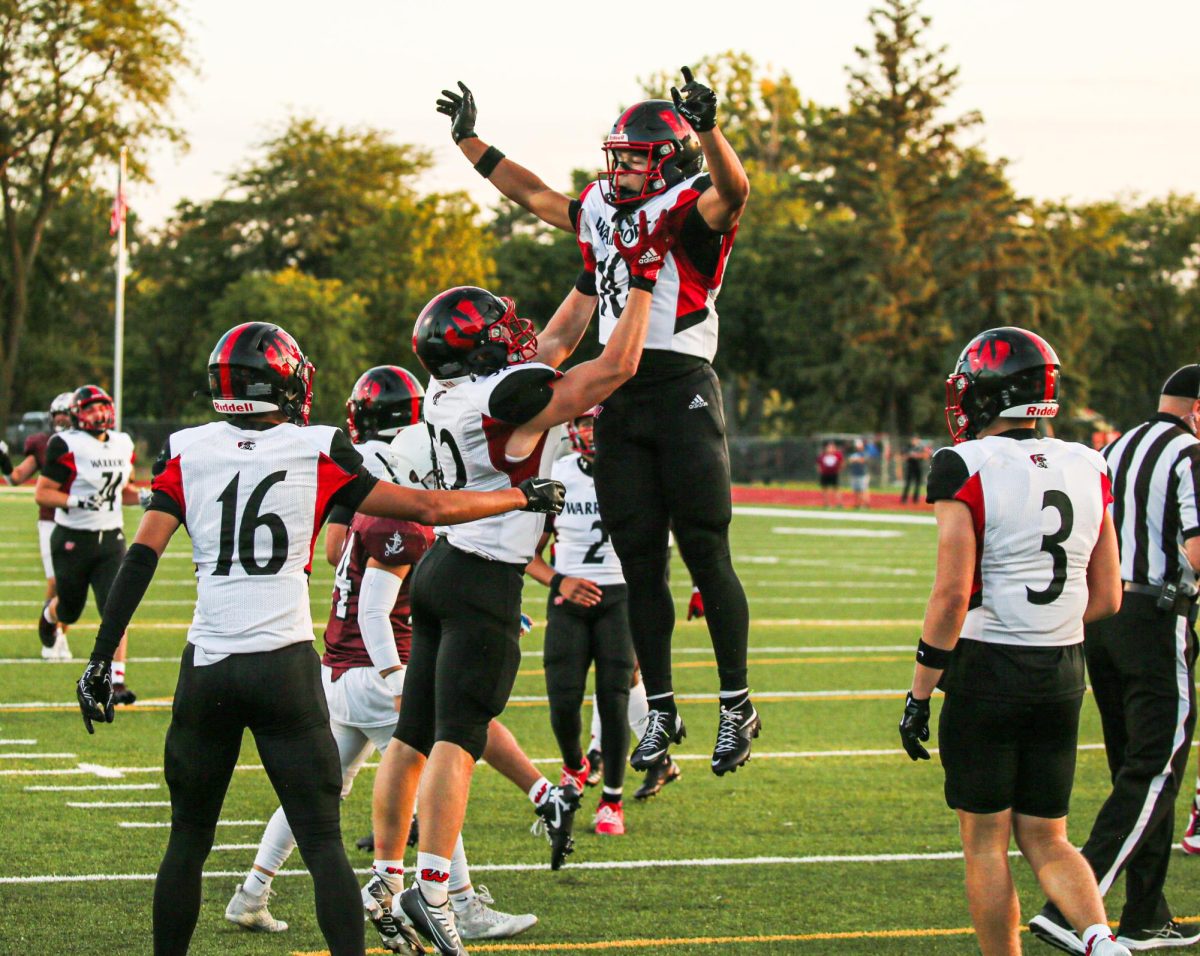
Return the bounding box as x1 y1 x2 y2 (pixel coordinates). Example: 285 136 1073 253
1025 405 1056 416
213 399 255 413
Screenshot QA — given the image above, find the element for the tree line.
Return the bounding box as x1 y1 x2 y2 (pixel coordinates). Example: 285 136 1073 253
3 0 1197 437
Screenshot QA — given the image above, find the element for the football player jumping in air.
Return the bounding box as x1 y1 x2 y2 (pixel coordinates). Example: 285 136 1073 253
74 321 564 956
0 391 75 659
436 66 759 776
366 208 677 956
35 386 148 695
898 328 1128 956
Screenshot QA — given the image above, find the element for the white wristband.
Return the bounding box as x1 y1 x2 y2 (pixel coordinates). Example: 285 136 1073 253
382 668 406 696
66 494 80 509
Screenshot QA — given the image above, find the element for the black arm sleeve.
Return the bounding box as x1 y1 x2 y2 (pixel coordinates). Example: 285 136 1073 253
91 544 159 660
678 176 724 277
328 468 379 515
488 367 560 425
42 434 72 484
925 449 969 503
328 503 355 526
568 198 583 233
146 489 184 522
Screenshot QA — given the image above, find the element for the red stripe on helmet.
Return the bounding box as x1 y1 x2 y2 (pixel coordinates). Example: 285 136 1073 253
1023 330 1058 402
218 324 250 399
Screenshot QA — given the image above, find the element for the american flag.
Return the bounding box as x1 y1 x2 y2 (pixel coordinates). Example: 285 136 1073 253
109 167 127 237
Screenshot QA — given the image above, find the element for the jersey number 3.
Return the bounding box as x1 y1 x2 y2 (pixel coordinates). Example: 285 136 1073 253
1026 490 1074 605
214 471 289 576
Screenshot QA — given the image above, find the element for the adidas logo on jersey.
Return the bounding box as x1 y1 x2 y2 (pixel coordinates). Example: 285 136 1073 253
688 394 709 410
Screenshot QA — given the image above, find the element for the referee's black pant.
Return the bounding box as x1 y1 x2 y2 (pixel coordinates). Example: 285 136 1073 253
1080 592 1197 933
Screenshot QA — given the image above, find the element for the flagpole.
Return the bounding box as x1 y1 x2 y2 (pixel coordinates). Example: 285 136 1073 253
113 148 127 432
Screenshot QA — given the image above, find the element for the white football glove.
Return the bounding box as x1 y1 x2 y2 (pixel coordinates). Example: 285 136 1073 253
138 487 153 508
66 494 102 512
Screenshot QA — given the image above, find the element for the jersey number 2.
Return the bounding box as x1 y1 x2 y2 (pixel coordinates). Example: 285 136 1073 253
1026 490 1074 605
582 520 609 564
214 471 289 576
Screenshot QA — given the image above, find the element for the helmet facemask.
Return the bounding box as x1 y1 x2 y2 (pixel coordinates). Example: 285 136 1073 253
602 139 682 206
73 397 115 434
567 410 597 460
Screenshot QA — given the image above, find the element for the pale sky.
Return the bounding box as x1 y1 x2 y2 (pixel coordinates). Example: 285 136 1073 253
133 0 1200 227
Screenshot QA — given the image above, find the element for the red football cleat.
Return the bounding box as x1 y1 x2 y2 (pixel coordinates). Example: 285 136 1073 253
592 800 625 836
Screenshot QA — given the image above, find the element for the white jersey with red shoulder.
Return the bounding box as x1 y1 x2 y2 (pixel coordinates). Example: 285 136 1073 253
574 173 735 362
150 420 375 656
927 432 1112 647
424 363 562 564
549 452 624 585
43 429 135 531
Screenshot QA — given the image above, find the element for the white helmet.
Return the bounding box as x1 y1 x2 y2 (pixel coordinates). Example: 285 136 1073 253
49 392 74 431
389 425 439 490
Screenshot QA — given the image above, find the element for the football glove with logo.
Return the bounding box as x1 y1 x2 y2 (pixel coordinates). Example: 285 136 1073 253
436 81 479 144
615 209 681 287
671 66 718 133
519 477 565 514
687 587 705 620
899 692 931 760
77 657 115 733
66 494 102 512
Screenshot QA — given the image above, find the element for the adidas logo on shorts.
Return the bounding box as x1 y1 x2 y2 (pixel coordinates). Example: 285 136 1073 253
688 394 709 410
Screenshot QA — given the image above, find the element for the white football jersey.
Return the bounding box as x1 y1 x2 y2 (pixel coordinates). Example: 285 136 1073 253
932 434 1112 647
151 421 369 657
356 438 399 482
44 430 135 531
576 174 736 362
550 453 623 584
424 365 561 564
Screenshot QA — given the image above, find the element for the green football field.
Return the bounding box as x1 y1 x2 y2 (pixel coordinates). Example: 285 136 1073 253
1 489 1197 955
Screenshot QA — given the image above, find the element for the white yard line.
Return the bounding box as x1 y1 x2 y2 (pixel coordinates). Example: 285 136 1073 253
771 528 904 538
734 506 936 526
118 820 264 829
66 800 171 808
0 738 36 744
0 752 75 759
25 783 160 792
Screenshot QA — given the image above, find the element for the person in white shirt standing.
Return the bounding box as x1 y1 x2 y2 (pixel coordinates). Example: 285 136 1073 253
898 327 1128 956
73 321 564 956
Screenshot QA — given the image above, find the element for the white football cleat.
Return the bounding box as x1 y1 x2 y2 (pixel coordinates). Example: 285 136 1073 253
452 886 537 940
51 633 72 661
224 886 288 932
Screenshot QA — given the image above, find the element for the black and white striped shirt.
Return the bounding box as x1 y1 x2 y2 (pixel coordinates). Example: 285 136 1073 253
1103 412 1200 594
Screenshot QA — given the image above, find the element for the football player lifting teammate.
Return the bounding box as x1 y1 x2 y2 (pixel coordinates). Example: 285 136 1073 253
369 210 675 956
35 386 148 693
898 328 1129 956
436 66 759 776
0 391 75 659
74 321 563 956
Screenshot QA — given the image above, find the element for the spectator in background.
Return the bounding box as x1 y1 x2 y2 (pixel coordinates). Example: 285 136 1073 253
817 441 844 508
847 440 870 509
901 435 930 505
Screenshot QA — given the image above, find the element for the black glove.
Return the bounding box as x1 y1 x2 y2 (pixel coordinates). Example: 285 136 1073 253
899 692 931 761
518 477 565 514
671 66 718 133
435 81 478 144
77 657 115 734
0 439 12 477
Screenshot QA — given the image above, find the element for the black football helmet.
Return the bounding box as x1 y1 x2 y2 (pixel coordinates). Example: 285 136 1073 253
945 327 1060 443
346 365 425 444
207 322 315 425
70 385 115 434
566 406 598 460
412 286 537 380
602 100 703 207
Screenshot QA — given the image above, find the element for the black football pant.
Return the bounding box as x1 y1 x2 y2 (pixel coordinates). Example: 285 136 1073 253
593 359 749 701
901 462 924 503
153 643 364 956
1078 594 1197 934
49 525 125 623
544 585 635 792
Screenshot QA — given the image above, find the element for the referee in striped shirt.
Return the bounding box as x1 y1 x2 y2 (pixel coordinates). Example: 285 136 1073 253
1033 365 1200 951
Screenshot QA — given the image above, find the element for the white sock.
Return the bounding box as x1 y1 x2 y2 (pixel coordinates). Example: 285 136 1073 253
1082 924 1113 949
527 776 552 807
450 886 476 910
448 835 470 893
111 660 126 684
245 806 296 894
602 787 623 805
628 679 649 734
372 859 405 895
415 852 452 907
588 693 602 752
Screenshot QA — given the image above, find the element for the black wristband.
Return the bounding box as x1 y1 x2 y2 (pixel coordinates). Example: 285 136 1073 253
916 639 952 670
473 146 505 178
92 544 159 660
574 269 597 296
628 275 656 293
549 572 565 596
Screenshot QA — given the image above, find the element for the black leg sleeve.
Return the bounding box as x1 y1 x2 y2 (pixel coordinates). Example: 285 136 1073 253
543 600 592 771
593 591 635 792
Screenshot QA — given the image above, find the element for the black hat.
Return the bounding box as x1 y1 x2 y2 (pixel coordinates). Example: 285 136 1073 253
1161 365 1200 399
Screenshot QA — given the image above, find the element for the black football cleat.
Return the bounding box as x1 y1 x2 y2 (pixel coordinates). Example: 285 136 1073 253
533 784 579 870
361 875 425 954
356 831 375 852
634 755 681 800
399 886 466 956
585 748 603 787
711 701 760 775
1028 902 1083 953
38 601 57 649
111 683 138 706
630 709 686 771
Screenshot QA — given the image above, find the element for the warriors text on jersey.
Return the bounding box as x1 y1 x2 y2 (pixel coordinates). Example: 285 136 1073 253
149 421 378 658
928 431 1112 648
42 430 135 531
424 363 561 564
548 453 623 585
572 174 736 362
323 513 433 678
